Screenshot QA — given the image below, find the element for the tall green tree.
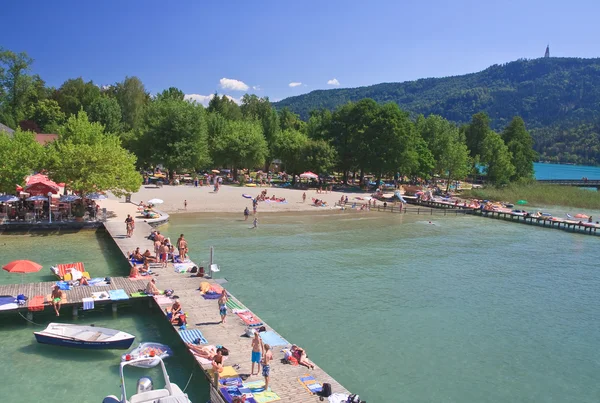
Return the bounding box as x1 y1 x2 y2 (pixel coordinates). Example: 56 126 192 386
480 131 515 185
502 116 537 181
438 131 471 192
45 111 141 196
279 107 306 132
464 112 491 160
272 129 309 174
0 129 46 193
306 109 332 140
240 94 280 170
86 96 122 133
53 77 101 116
0 48 34 127
112 76 149 131
211 119 268 178
30 99 65 133
156 87 184 101
140 98 210 172
302 139 337 174
208 94 242 121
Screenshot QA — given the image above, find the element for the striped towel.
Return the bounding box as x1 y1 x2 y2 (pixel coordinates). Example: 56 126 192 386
82 297 94 310
178 329 207 344
226 298 247 311
108 289 129 301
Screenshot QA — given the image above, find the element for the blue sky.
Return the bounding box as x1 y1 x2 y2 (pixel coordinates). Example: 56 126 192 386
3 0 600 105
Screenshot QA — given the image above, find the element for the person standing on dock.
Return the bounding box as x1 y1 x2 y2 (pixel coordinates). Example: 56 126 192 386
51 285 63 316
125 214 134 237
262 343 272 391
177 234 188 261
218 290 228 324
251 332 263 375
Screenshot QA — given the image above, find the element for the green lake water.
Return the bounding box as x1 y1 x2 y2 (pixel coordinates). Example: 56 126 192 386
0 229 129 285
1 211 600 402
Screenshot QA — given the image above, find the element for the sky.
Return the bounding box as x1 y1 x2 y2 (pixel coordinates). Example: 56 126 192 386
3 0 600 105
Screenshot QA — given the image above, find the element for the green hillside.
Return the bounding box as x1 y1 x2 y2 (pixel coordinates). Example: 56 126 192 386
274 58 600 164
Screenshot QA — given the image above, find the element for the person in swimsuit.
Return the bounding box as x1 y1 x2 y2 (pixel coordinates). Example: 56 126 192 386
252 217 258 229
125 214 134 237
130 265 139 278
177 234 187 261
218 290 228 323
291 345 314 369
244 207 250 221
251 332 263 375
262 343 272 390
79 276 89 286
212 348 224 387
145 278 160 295
51 285 63 316
142 249 157 263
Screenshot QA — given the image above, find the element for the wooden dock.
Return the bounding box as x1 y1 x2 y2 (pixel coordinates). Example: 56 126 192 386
102 217 350 402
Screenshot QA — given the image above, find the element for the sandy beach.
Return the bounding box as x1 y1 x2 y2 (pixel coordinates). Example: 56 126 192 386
104 184 374 215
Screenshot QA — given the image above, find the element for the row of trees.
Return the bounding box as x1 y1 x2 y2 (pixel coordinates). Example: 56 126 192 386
0 47 537 194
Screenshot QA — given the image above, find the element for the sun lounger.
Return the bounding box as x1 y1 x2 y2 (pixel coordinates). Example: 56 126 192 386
236 311 263 327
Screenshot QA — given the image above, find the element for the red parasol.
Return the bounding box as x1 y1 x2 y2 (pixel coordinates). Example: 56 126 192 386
3 260 43 273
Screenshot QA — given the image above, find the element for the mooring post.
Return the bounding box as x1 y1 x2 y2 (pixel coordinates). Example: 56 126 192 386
72 306 78 317
112 303 117 314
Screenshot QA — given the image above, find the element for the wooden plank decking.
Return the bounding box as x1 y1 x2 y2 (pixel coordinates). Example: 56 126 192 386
102 215 351 402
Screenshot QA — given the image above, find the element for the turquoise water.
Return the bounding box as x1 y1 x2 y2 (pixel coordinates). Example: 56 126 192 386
0 229 129 285
158 212 600 403
0 305 208 402
534 162 600 179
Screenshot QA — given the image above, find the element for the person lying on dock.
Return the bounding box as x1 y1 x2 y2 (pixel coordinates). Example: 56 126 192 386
78 276 89 286
131 247 143 261
145 278 160 295
130 266 140 278
186 344 229 360
139 261 150 275
142 249 157 263
291 344 315 369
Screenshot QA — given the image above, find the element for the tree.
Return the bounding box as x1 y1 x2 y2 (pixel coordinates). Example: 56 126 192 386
463 112 490 159
140 98 210 172
30 99 65 133
272 129 309 174
0 129 46 193
302 139 337 174
0 48 34 127
45 111 141 196
87 96 122 133
306 109 332 140
208 94 242 121
211 119 268 178
111 76 149 131
156 87 184 101
480 131 515 185
53 77 101 116
241 94 280 170
502 116 537 181
438 131 471 192
279 107 305 132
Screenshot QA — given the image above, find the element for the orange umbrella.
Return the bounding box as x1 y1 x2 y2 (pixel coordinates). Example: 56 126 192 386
2 260 43 273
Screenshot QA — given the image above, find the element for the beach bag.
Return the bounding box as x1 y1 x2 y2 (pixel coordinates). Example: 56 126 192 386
164 289 174 297
320 383 332 397
104 277 111 284
190 266 198 273
347 394 361 403
245 327 256 337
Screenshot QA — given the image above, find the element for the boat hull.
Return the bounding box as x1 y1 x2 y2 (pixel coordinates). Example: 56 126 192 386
34 333 134 350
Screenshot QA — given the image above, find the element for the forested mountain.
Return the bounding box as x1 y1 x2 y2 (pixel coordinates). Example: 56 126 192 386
274 58 600 164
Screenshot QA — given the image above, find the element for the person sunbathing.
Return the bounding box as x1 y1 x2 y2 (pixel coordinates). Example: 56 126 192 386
291 345 315 369
139 262 150 274
130 266 139 278
142 250 157 263
132 248 143 261
145 278 160 295
79 276 89 286
167 300 182 324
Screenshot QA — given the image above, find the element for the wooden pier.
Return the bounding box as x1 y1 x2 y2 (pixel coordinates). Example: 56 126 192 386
101 217 350 402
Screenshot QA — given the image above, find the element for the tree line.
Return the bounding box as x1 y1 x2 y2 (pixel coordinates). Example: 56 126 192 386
0 48 537 195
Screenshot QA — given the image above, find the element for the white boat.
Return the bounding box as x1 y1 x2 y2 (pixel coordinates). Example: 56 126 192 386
103 357 191 403
34 323 135 350
121 342 173 368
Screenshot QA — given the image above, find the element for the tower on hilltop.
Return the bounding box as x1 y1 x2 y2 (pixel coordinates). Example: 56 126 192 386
544 44 550 58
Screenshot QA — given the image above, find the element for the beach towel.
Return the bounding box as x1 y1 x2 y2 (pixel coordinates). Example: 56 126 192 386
259 331 289 347
128 275 148 281
226 298 247 311
210 284 224 294
328 393 351 403
202 293 221 300
220 386 258 403
108 289 129 301
298 375 323 394
56 281 71 291
91 291 111 301
28 295 45 311
242 381 280 403
236 311 263 327
208 366 238 379
87 278 108 286
153 295 172 305
178 329 207 345
82 297 94 310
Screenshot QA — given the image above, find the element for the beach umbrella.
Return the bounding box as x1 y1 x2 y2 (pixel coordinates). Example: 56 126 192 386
0 195 19 203
516 200 528 205
211 169 220 174
299 171 318 179
86 193 107 200
60 194 81 203
3 259 43 283
26 195 48 201
147 198 164 204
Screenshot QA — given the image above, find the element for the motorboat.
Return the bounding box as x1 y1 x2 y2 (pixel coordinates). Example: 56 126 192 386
103 356 191 403
34 323 135 350
121 342 173 368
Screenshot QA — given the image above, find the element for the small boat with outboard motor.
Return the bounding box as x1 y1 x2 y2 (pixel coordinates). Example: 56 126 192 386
102 356 191 403
121 342 173 368
34 323 135 350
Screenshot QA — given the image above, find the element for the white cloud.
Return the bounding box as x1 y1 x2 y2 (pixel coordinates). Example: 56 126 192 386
289 82 302 87
219 78 249 91
252 85 261 91
327 78 340 86
224 95 241 105
184 93 214 106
